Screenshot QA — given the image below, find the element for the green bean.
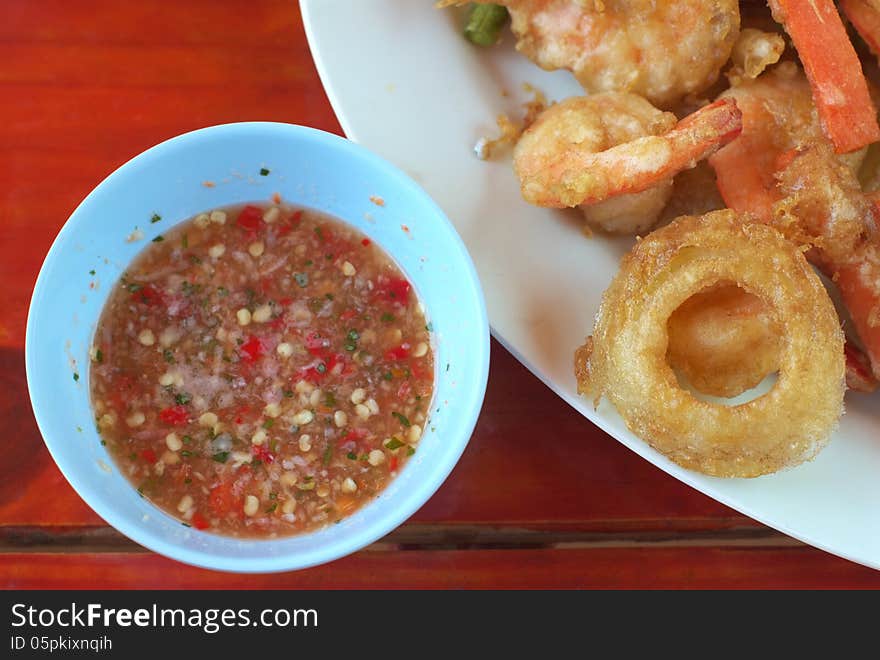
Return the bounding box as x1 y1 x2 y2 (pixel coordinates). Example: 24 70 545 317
464 3 509 47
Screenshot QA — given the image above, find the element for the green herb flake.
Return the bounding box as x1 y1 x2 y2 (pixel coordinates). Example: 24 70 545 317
265 503 277 513
260 167 270 176
383 371 393 381
174 391 192 405
182 435 193 444
181 522 191 528
94 349 104 363
150 213 162 224
385 437 406 450
283 388 294 398
406 446 416 457
181 233 189 249
73 372 79 382
294 272 309 288
425 322 433 332
212 451 230 463
381 312 395 323
152 235 165 243
184 478 192 484
262 419 275 430
305 259 313 266
217 286 229 297
346 451 358 460
392 412 411 427
181 450 196 458
323 443 334 466
163 349 176 364
89 269 96 276
316 362 327 374
347 329 360 341
324 392 336 407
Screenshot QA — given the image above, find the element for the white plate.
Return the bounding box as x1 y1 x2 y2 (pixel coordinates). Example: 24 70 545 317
302 0 880 569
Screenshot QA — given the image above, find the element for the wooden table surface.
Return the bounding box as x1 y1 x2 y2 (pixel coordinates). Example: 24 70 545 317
3 0 880 589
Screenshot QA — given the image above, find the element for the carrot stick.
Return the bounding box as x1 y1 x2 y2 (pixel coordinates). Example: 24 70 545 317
841 0 880 57
769 0 880 153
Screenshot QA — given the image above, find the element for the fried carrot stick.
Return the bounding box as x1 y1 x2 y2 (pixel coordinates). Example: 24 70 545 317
769 0 880 153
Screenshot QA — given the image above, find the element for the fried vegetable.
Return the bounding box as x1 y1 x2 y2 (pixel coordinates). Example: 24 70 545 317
464 3 509 46
576 210 845 478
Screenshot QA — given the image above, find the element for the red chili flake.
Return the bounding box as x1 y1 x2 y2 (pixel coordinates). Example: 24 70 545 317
300 353 344 383
345 427 369 442
389 456 399 472
361 238 371 247
239 335 264 363
278 297 294 306
268 317 285 331
159 405 189 426
339 309 358 321
234 404 252 425
305 331 329 357
132 284 164 306
259 277 271 294
384 343 411 361
236 205 264 233
374 277 411 306
140 448 158 464
252 444 275 464
191 512 210 530
208 483 236 516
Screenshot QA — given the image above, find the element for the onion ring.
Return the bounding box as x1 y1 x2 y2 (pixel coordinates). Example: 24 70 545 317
665 283 782 398
575 210 845 478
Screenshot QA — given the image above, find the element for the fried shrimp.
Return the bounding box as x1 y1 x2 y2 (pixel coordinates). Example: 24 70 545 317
710 63 880 386
444 0 740 107
512 94 742 233
711 63 867 221
576 210 845 478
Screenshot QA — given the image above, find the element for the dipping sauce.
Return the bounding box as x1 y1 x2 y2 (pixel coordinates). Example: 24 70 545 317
90 203 434 537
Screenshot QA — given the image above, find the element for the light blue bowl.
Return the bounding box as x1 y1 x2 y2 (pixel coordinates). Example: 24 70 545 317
25 122 489 573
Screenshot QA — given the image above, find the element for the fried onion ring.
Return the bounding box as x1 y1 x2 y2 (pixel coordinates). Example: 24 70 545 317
666 283 782 398
575 210 845 478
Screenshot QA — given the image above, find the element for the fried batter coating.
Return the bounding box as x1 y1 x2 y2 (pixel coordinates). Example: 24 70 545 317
577 210 845 478
666 284 782 398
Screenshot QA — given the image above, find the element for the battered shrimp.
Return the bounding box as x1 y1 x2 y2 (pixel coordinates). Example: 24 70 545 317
444 0 740 107
710 62 867 221
709 63 880 385
512 93 742 233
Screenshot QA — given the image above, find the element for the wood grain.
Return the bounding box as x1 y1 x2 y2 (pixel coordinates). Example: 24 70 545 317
5 546 880 589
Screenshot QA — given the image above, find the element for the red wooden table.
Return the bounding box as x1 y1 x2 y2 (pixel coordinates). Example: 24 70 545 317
3 0 879 589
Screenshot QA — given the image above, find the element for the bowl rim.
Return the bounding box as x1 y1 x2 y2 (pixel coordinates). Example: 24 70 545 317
25 121 490 573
